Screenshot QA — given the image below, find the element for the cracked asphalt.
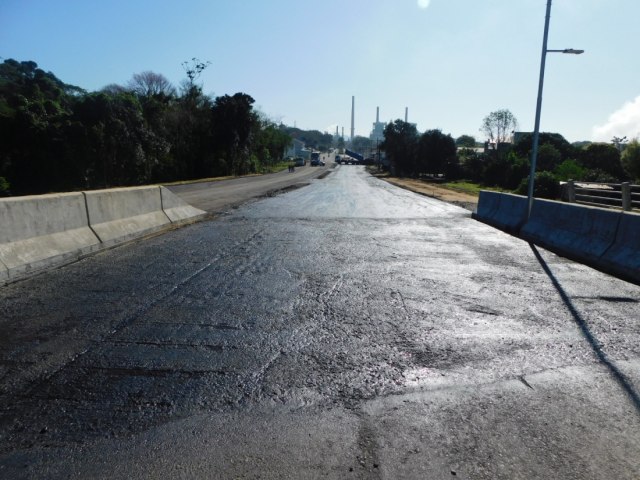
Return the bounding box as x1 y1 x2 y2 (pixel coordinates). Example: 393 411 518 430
1 165 640 479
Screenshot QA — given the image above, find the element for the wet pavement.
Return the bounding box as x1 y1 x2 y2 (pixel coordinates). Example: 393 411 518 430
1 166 639 479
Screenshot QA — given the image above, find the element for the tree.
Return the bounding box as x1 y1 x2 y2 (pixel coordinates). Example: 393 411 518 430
127 71 176 98
578 143 626 179
455 134 476 148
513 132 576 162
210 92 259 175
417 129 457 176
621 139 640 181
536 143 562 172
553 159 586 181
351 135 372 153
480 109 518 144
380 120 419 176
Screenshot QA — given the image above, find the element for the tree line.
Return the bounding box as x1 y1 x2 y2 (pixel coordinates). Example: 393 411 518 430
0 58 298 196
380 109 640 198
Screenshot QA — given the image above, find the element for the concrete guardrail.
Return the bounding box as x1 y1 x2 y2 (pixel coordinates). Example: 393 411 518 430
472 191 528 233
474 191 640 285
520 199 622 264
599 211 640 282
0 192 101 281
0 186 206 284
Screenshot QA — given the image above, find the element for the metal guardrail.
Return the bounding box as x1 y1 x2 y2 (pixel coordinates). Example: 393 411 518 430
563 180 640 211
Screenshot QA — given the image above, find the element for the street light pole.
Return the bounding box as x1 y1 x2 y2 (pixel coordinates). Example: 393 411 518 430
526 0 553 218
526 0 583 219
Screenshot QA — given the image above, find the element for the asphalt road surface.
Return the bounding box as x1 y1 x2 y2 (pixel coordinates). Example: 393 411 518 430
1 166 639 479
167 157 333 213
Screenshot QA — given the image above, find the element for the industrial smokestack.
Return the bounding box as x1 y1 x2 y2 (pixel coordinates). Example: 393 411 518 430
405 107 408 123
336 126 339 136
351 96 355 142
376 106 379 123
341 127 344 139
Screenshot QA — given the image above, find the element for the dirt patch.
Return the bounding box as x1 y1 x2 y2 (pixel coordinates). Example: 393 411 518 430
375 175 478 212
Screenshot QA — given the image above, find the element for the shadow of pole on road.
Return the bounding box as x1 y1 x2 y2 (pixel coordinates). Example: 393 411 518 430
530 243 640 416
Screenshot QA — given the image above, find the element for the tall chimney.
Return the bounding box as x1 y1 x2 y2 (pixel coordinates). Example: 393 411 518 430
405 107 408 123
341 127 344 139
351 96 355 141
376 106 380 123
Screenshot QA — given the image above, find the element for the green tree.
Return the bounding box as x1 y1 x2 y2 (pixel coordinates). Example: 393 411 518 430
455 134 476 148
417 129 457 176
480 109 518 144
351 135 372 153
578 143 626 179
380 120 419 176
621 139 640 181
553 159 586 181
513 132 576 164
211 92 259 175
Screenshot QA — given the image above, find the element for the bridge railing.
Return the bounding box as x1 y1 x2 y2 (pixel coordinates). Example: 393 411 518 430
563 180 640 211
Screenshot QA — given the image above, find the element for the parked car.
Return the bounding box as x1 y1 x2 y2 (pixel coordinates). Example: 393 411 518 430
294 157 306 167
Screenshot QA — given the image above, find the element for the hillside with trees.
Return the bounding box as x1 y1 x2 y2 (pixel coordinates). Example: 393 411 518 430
0 58 296 196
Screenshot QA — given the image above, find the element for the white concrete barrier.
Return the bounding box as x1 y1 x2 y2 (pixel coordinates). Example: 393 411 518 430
84 186 171 247
160 186 207 224
520 199 621 264
473 191 527 233
472 190 500 224
0 185 208 284
599 211 640 283
0 192 101 279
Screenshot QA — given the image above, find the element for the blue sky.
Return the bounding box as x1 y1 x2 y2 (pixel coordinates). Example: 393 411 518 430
2 0 639 143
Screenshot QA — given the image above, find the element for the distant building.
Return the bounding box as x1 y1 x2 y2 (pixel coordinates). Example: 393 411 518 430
284 138 305 158
370 107 386 143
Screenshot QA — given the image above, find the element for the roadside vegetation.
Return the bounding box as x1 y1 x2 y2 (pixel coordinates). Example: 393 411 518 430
379 109 640 200
0 58 334 197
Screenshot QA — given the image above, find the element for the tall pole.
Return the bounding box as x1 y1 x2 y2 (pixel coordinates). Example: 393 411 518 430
527 0 552 218
351 96 355 145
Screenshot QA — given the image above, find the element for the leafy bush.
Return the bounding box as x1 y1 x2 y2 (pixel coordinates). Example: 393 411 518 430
553 159 586 181
0 177 10 196
516 171 560 199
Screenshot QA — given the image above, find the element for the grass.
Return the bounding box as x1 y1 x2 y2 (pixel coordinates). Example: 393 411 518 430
442 180 509 196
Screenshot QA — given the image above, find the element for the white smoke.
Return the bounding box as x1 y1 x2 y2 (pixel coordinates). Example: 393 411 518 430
592 95 640 141
417 0 431 9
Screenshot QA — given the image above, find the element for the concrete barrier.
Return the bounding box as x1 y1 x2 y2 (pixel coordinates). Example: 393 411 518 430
0 185 209 284
472 190 501 224
84 186 172 247
0 192 101 279
473 191 527 234
599 211 640 283
520 199 622 264
160 186 207 224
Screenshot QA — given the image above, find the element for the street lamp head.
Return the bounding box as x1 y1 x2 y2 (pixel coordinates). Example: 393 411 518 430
546 48 585 54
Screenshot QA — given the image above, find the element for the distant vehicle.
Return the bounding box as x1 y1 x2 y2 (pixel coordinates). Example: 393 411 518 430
310 152 320 163
311 159 325 166
335 155 341 162
294 157 306 167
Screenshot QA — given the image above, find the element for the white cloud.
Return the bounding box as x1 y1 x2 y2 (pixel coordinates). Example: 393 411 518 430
417 0 430 9
592 96 640 141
